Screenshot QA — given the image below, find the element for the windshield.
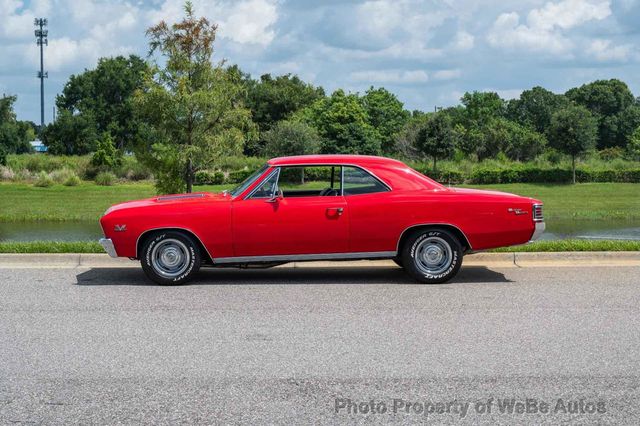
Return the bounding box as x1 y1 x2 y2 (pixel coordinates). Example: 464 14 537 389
229 164 269 197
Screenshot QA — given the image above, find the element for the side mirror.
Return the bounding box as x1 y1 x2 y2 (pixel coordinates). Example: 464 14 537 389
265 188 283 203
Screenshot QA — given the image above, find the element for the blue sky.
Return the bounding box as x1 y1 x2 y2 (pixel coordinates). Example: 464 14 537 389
1 0 639 124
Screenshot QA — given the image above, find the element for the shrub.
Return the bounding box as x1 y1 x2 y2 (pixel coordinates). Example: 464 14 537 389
63 173 81 186
33 171 54 187
91 133 122 168
95 171 116 186
0 146 7 166
12 168 33 182
0 166 15 181
227 169 253 184
194 170 225 185
50 168 76 184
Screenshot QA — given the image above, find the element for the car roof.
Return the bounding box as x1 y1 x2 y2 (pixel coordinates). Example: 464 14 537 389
267 154 406 167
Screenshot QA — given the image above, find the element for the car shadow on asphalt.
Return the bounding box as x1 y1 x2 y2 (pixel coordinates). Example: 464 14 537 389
75 266 510 286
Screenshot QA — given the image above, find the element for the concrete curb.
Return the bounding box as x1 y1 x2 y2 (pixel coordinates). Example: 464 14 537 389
0 252 638 269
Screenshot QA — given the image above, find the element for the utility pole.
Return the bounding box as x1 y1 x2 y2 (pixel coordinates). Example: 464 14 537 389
34 18 48 134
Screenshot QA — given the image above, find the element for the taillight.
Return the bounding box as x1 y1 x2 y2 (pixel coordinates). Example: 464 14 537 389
533 204 543 222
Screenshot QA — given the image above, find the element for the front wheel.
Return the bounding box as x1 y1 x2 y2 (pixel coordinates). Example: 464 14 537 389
401 228 462 284
141 231 201 285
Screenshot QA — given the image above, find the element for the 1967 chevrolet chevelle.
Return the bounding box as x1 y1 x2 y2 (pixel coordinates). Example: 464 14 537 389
99 155 544 285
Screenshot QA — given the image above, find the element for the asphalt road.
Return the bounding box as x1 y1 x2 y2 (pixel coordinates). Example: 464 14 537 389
1 264 639 424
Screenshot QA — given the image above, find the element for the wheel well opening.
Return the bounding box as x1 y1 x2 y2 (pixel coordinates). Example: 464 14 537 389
397 224 471 254
136 228 213 264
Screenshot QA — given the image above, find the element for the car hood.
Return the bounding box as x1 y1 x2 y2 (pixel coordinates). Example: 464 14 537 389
104 191 229 215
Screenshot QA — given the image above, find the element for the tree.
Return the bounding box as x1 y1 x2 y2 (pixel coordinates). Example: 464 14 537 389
41 110 98 155
547 105 598 184
56 55 148 150
246 73 324 132
415 112 455 171
0 95 34 154
627 127 640 161
91 133 122 168
506 87 569 134
361 87 409 153
134 1 255 194
566 79 635 148
299 89 381 155
461 91 505 124
262 120 320 157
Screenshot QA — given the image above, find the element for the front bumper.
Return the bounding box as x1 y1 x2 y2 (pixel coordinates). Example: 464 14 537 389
99 238 118 258
529 221 545 242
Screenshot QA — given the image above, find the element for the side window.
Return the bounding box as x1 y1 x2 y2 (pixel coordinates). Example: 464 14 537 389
249 169 279 199
342 166 389 196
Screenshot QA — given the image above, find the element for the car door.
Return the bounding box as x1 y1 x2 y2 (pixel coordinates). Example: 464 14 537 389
231 166 350 257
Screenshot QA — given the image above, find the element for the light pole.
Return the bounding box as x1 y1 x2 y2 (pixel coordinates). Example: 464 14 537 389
34 18 48 134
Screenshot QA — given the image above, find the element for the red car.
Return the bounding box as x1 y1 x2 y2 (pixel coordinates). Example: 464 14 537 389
99 155 544 285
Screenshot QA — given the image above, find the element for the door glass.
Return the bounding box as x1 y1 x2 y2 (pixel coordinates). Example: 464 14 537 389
342 166 389 195
249 169 279 199
278 166 341 197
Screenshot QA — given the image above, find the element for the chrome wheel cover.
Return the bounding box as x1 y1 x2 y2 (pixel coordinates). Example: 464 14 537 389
414 236 453 275
150 238 190 278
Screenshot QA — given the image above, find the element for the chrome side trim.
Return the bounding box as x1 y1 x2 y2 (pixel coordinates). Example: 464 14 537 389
396 223 472 252
529 221 545 242
135 227 214 261
99 238 117 258
213 251 396 264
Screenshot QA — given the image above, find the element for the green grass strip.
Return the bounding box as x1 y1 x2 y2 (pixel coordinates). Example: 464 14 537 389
491 239 640 252
0 241 103 253
0 239 637 254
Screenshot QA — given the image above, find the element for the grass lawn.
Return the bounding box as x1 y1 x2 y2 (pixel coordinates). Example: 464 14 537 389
463 182 640 221
0 181 638 222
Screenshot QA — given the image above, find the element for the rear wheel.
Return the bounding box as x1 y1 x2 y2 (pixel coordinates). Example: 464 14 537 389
401 228 462 284
141 231 201 285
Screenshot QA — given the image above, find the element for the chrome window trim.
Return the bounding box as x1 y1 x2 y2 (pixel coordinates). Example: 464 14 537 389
396 223 472 252
267 162 392 193
135 227 214 260
341 165 391 196
244 167 281 200
213 251 396 264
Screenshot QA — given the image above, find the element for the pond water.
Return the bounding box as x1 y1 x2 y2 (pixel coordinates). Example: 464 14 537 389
0 219 639 242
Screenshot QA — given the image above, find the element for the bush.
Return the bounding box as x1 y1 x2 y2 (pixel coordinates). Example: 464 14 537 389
95 171 116 186
194 170 225 185
63 173 81 186
0 146 7 166
33 171 54 187
50 168 76 184
0 166 15 181
227 169 253 184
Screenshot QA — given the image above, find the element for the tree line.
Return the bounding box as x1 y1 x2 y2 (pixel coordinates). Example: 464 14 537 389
1 2 639 190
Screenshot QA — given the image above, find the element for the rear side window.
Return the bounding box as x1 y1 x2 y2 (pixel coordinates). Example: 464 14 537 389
342 166 389 196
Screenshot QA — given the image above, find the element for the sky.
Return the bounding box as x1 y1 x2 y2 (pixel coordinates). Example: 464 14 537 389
1 0 639 124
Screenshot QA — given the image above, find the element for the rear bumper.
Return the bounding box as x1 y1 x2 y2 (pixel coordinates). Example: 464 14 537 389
529 221 545 242
99 238 118 258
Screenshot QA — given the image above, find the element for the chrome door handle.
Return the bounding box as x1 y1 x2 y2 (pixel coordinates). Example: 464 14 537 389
327 207 344 215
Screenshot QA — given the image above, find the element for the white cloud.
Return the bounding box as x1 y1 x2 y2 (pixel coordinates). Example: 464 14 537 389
149 0 278 46
433 69 462 80
487 0 612 55
452 31 474 51
350 69 429 84
587 39 633 61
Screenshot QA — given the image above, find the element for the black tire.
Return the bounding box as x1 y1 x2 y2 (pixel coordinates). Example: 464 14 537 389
393 258 404 268
401 228 463 284
140 231 201 285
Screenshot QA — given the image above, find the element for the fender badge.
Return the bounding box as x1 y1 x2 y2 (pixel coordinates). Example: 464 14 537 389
507 208 528 216
114 224 127 232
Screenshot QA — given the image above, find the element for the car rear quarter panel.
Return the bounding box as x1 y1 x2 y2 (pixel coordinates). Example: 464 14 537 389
346 189 535 253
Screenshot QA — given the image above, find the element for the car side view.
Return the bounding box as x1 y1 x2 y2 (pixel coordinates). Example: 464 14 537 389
99 155 544 285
